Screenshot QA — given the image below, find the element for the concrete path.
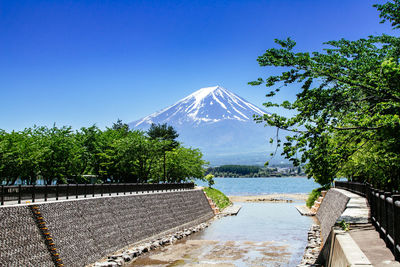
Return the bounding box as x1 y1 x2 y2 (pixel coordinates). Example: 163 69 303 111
295 205 315 216
220 204 241 215
335 189 400 267
350 224 400 267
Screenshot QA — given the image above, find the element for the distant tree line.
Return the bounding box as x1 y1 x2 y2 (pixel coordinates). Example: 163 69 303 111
206 165 302 178
0 121 207 185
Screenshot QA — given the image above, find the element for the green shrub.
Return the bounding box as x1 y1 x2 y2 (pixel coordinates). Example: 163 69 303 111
306 188 322 208
203 187 231 210
204 174 215 188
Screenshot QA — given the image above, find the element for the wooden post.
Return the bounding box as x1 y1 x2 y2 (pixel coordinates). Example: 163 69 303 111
18 185 21 204
56 184 59 200
392 195 400 261
84 183 87 198
1 185 4 205
384 192 391 246
32 184 35 203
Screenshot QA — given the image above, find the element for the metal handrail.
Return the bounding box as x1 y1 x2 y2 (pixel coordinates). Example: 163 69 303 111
0 182 195 205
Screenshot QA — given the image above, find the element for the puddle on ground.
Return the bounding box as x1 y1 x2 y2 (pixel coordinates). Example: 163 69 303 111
129 202 313 267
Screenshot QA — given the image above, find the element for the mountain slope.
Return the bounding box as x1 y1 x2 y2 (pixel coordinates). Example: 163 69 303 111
129 86 280 165
133 86 265 127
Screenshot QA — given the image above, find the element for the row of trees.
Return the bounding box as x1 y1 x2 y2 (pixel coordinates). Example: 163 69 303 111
0 121 207 185
207 165 262 176
206 165 303 177
251 1 400 190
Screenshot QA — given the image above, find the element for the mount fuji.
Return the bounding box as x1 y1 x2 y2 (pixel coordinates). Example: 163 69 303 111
129 86 280 165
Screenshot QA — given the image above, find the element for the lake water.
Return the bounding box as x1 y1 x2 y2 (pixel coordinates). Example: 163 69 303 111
131 177 318 266
196 177 319 195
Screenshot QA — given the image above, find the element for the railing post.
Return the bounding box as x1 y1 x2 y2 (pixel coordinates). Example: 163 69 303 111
1 185 4 205
76 183 79 199
45 184 48 201
84 182 87 198
66 183 69 200
123 183 126 195
392 195 400 261
101 183 103 197
369 188 375 220
18 184 21 204
384 192 391 246
109 183 111 196
56 184 59 200
32 184 35 203
92 183 95 197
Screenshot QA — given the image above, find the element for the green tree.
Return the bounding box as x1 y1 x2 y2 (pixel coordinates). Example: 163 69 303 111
159 147 206 183
0 130 23 185
250 1 400 189
112 119 129 134
147 123 179 181
34 125 79 184
110 130 162 183
76 125 104 178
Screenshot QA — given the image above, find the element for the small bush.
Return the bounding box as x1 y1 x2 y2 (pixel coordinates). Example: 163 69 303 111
204 174 215 188
306 188 322 208
203 187 231 210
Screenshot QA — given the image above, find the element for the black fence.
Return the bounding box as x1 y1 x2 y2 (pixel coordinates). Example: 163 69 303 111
0 182 195 205
335 181 400 260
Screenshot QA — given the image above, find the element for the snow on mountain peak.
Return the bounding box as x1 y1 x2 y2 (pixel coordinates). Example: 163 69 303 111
131 85 266 128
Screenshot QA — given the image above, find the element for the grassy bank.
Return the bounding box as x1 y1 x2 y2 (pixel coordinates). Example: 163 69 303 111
306 187 330 208
203 187 231 210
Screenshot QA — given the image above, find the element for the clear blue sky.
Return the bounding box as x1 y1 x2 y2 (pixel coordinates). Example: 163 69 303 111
0 0 394 131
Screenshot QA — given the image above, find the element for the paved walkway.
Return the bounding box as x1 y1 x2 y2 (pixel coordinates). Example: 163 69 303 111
350 224 400 267
336 189 400 267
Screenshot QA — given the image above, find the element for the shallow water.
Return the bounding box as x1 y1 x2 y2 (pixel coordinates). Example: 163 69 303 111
196 177 318 195
131 202 313 267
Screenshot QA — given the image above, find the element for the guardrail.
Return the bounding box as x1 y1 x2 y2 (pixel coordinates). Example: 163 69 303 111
335 181 400 260
0 182 195 205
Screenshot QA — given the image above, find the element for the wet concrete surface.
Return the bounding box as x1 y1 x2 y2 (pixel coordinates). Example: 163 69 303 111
129 202 313 267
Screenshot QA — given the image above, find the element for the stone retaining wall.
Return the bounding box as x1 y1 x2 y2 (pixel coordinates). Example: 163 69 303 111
0 189 214 267
316 188 350 245
0 205 54 266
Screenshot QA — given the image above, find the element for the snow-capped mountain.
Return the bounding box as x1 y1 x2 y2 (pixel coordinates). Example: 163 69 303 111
133 86 265 127
129 86 280 165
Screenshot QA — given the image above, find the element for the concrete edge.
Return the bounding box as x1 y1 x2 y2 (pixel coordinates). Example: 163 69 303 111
328 228 373 267
221 204 241 215
295 205 315 216
324 189 373 267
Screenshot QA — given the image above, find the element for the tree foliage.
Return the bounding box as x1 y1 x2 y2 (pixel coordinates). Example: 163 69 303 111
147 123 180 181
0 122 207 185
250 1 400 189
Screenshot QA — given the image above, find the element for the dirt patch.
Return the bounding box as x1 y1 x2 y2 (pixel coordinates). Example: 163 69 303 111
130 239 293 266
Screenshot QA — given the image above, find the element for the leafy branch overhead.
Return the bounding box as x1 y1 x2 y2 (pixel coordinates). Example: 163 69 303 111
250 0 400 188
